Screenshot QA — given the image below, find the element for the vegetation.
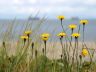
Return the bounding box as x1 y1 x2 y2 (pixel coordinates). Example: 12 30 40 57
0 16 96 72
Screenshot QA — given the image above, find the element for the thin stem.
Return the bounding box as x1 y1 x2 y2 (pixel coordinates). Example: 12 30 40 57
60 37 64 55
35 50 38 72
71 37 78 71
82 24 85 48
31 42 34 59
84 43 93 63
2 41 7 57
60 19 72 47
61 20 65 32
44 41 47 56
27 34 30 43
42 48 44 55
71 29 73 41
75 38 79 72
24 39 26 46
78 25 81 33
69 29 74 51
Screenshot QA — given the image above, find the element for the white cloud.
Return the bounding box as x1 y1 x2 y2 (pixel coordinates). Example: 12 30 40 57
0 0 96 19
85 0 96 5
13 0 37 4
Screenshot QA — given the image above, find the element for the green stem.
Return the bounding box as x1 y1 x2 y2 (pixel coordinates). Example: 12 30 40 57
35 50 38 72
44 41 47 56
69 29 74 51
82 24 85 48
60 20 65 32
60 37 64 55
60 19 72 50
71 29 73 41
75 38 79 72
31 42 34 59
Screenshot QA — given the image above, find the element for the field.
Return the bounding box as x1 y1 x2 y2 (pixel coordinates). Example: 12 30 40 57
0 16 96 72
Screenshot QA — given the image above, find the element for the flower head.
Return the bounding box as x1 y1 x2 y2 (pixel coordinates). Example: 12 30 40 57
57 16 64 20
21 36 28 39
24 30 32 35
41 33 50 41
80 20 88 25
71 33 80 38
57 32 66 38
69 24 77 30
82 48 89 57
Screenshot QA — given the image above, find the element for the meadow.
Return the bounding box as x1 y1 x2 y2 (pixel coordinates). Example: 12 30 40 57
0 16 96 72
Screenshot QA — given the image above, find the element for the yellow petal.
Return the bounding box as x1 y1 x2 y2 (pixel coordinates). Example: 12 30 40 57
82 48 89 56
57 16 65 20
21 36 28 39
71 33 80 38
24 30 32 34
80 20 88 25
57 32 66 37
41 33 50 37
41 33 50 41
69 24 77 29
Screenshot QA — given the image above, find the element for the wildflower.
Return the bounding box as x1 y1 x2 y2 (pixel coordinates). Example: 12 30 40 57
57 16 64 20
69 24 77 41
41 33 50 41
24 30 32 38
69 24 77 30
80 20 88 47
57 32 66 55
57 16 65 32
71 33 80 38
21 36 28 39
80 20 88 25
57 32 66 38
82 48 89 57
24 30 32 35
21 36 28 43
41 33 50 56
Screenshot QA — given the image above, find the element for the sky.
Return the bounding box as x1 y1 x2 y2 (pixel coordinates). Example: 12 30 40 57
0 0 96 19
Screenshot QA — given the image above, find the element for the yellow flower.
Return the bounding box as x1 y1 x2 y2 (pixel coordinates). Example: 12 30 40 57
41 33 50 41
71 33 80 38
57 32 66 38
57 16 65 20
82 48 89 56
21 36 28 40
80 20 88 25
24 30 32 35
69 24 77 29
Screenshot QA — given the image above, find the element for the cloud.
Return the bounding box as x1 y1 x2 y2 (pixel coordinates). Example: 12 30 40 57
0 0 96 19
85 0 96 5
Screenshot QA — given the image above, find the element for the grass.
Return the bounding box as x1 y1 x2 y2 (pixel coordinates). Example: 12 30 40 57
0 16 96 72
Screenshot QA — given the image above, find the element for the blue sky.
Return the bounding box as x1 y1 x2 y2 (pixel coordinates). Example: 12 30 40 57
0 0 96 19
